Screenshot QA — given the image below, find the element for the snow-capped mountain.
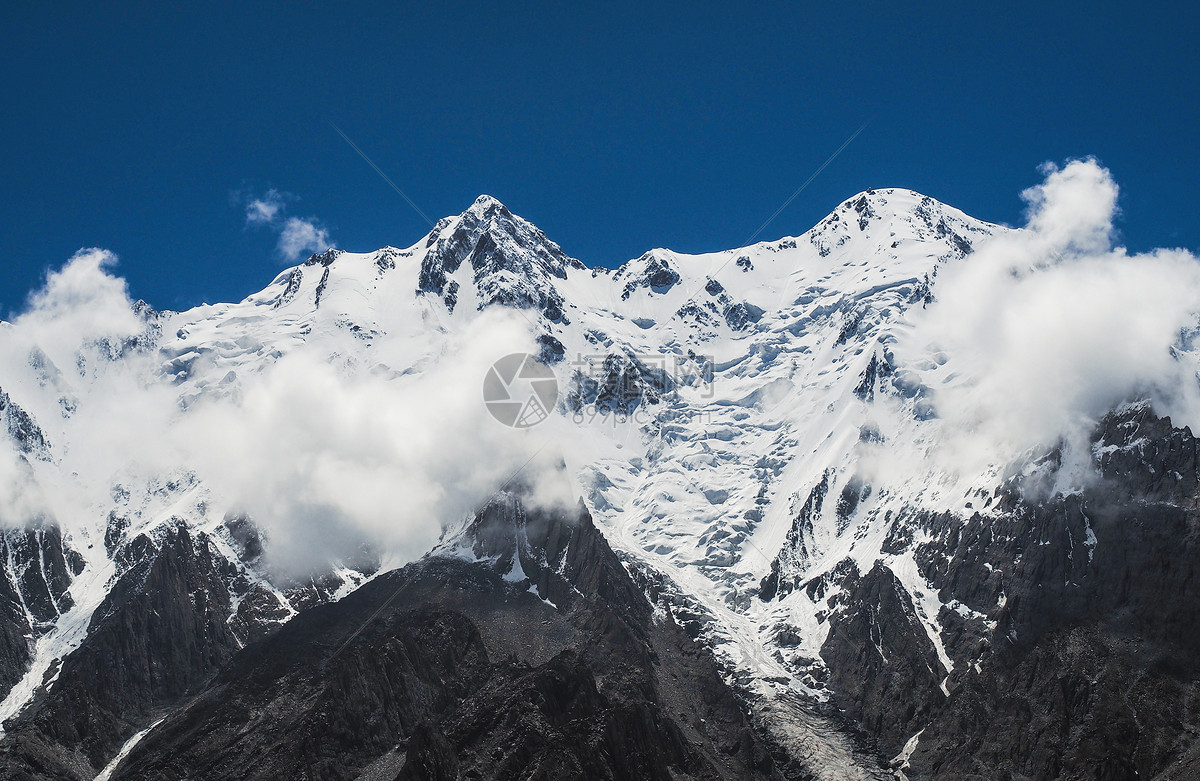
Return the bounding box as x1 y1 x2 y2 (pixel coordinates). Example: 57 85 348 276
3 169 1200 780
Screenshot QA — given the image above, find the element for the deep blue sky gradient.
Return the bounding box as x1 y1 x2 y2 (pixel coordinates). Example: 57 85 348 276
2 2 1196 312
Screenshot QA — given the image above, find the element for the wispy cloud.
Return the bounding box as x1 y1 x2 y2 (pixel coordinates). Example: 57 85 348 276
238 188 334 262
244 188 287 226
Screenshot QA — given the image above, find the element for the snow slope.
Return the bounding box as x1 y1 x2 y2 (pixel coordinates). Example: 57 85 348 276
0 189 1005 728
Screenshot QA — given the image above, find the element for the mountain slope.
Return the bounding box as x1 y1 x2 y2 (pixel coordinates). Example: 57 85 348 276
1 184 1199 779
102 496 781 781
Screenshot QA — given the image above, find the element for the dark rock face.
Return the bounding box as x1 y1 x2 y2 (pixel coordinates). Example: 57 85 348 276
304 248 344 267
0 387 51 459
2 526 79 631
760 470 832 601
812 404 1200 779
99 497 780 781
723 301 765 331
0 525 243 779
0 558 35 703
852 350 892 402
536 333 566 364
0 525 83 701
395 649 716 781
0 506 379 779
853 195 876 231
819 561 947 757
314 266 332 307
274 268 303 308
616 252 681 300
565 353 676 416
417 195 583 316
0 585 31 704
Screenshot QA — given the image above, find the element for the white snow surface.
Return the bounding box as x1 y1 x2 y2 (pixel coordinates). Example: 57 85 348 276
0 188 1037 722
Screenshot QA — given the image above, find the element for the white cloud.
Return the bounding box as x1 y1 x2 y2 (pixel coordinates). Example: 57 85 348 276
240 189 334 262
244 188 285 225
1022 159 1120 255
276 216 332 262
0 249 172 530
0 252 556 576
173 308 554 572
896 158 1200 485
0 447 47 528
12 248 145 375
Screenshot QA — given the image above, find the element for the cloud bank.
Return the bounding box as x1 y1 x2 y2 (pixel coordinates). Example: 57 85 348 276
175 311 564 573
897 158 1200 483
5 159 1199 573
0 250 560 576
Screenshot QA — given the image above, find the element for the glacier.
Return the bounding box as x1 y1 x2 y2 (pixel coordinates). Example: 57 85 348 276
3 165 1200 778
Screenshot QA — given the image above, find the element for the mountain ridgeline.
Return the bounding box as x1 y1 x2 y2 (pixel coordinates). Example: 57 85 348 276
1 191 1198 779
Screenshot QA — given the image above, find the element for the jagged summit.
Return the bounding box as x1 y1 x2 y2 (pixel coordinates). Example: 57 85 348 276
298 186 978 284
471 192 504 208
416 193 584 314
147 186 995 408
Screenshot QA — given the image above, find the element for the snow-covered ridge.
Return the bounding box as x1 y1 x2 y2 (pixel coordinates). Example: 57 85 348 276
0 181 1073 734
0 186 997 705
8 158 1200 778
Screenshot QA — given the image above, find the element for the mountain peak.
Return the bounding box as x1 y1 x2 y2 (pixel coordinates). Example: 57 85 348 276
416 197 583 315
797 187 987 260
471 193 505 209
458 193 519 224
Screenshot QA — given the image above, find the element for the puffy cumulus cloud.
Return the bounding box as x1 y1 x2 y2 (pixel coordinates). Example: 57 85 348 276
239 189 334 262
276 216 333 262
11 248 145 371
0 250 171 531
897 158 1200 485
1022 159 1119 255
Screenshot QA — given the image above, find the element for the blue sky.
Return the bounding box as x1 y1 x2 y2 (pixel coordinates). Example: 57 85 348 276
2 2 1196 313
